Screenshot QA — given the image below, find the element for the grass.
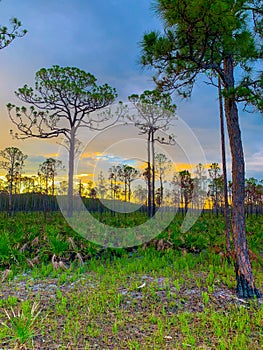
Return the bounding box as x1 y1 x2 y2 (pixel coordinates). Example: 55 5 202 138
0 212 263 349
1 301 43 349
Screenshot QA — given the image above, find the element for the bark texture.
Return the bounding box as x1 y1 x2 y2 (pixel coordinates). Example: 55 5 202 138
147 131 152 218
218 77 231 263
67 129 76 217
223 56 261 298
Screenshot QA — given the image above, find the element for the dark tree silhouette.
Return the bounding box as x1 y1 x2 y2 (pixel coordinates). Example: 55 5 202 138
38 158 64 195
155 153 172 205
97 171 107 199
208 163 224 217
128 90 176 217
8 66 117 216
0 147 27 213
178 170 194 215
118 164 139 202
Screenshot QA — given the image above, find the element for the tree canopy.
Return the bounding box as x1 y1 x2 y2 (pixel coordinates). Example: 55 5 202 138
8 65 117 216
141 0 262 107
0 15 27 50
8 65 117 139
140 0 262 298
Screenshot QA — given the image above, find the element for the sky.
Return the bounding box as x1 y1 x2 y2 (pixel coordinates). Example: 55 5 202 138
0 0 262 182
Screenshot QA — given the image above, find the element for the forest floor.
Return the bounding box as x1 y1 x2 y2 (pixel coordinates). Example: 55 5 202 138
0 213 263 349
1 252 263 349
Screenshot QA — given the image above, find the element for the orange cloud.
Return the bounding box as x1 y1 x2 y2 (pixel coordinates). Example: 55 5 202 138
75 173 94 184
43 153 59 158
79 151 103 160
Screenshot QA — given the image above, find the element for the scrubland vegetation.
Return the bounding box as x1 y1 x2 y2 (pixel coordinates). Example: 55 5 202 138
0 212 263 349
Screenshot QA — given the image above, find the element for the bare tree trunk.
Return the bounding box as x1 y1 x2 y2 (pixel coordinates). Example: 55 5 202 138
147 131 152 217
110 179 113 199
124 179 127 202
128 181 131 202
215 182 219 218
114 175 117 200
218 77 231 263
184 191 188 214
43 193 47 221
223 56 261 298
52 174 55 196
67 129 76 217
151 130 156 216
160 174 163 204
8 175 13 215
45 175 48 194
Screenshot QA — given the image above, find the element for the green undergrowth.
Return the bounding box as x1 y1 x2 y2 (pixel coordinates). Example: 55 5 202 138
0 211 262 273
0 212 263 348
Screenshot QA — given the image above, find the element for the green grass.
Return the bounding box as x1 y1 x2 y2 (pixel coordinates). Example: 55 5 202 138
0 212 263 349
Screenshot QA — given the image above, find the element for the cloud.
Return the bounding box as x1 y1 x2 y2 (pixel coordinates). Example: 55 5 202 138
245 148 263 179
42 153 59 158
0 0 262 182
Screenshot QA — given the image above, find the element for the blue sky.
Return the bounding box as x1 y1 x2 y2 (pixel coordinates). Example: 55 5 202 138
0 0 262 180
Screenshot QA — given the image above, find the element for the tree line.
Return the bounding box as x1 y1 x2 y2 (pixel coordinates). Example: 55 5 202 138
1 146 263 217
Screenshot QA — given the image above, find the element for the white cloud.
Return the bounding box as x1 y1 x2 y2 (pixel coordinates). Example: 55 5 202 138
246 148 263 178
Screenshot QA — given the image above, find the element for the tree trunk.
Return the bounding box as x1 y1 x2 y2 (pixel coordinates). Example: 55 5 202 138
45 175 48 194
151 130 156 216
218 77 231 263
128 181 131 202
147 131 152 217
223 56 261 298
52 174 55 196
110 179 113 199
8 175 13 215
160 174 163 204
124 179 127 202
128 182 130 202
184 190 188 214
67 129 76 217
215 182 219 218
